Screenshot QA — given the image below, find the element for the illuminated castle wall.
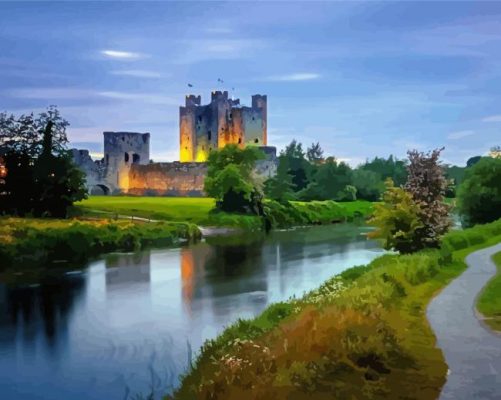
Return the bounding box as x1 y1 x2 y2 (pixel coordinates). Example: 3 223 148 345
180 91 267 162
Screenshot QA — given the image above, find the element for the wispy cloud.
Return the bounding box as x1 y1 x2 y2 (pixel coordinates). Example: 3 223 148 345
205 27 233 34
101 50 147 60
263 73 321 82
482 115 501 122
97 91 178 105
110 70 163 78
174 38 266 63
447 130 475 140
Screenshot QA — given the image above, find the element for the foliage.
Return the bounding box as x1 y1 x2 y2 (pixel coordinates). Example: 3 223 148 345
466 155 482 168
360 155 407 187
352 169 385 201
299 157 352 201
404 148 451 250
169 218 501 400
204 145 264 214
306 142 324 164
0 108 87 218
368 179 423 253
444 165 466 198
0 217 201 270
280 140 311 191
0 106 69 158
263 155 296 203
457 157 501 226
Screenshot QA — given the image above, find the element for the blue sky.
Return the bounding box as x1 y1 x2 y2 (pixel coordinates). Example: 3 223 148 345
1 1 500 166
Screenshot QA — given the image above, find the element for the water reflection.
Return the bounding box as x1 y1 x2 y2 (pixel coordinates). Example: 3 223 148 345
0 223 384 400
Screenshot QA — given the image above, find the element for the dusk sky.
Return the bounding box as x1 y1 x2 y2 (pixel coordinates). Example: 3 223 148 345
1 1 500 166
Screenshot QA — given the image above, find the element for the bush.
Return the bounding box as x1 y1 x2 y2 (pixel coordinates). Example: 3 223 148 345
458 157 501 226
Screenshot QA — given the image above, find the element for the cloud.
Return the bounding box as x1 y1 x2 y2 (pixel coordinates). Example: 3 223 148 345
205 27 233 34
447 130 475 140
110 70 163 78
97 91 178 105
482 115 501 122
263 73 321 82
101 50 147 60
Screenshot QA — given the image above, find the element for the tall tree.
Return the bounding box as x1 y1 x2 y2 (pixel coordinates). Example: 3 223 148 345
264 155 295 203
306 142 324 164
280 140 311 191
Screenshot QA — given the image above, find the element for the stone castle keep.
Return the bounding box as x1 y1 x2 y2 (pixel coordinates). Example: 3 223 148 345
72 92 277 196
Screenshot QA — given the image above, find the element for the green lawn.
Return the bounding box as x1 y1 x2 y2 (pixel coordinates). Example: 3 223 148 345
75 196 216 224
477 251 501 331
75 197 374 229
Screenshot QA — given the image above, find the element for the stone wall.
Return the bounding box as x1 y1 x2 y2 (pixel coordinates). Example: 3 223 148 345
128 162 207 196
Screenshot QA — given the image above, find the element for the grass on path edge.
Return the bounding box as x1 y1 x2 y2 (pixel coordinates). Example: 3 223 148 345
477 251 501 331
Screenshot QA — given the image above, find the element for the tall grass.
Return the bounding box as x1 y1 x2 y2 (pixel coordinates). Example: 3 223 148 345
168 218 501 400
0 218 201 270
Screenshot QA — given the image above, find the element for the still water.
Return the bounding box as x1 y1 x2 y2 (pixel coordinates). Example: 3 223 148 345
0 224 384 400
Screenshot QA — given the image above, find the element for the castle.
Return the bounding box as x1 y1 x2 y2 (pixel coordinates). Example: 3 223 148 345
180 91 267 162
72 92 277 196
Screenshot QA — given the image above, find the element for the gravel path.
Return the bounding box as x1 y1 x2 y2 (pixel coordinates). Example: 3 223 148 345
427 242 501 399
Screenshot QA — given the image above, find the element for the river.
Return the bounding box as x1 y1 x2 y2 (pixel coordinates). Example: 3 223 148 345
0 223 384 400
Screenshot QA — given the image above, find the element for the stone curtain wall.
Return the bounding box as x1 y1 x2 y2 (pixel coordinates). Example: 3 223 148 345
128 162 207 196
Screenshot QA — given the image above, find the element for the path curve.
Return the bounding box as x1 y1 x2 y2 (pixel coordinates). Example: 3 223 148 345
427 242 501 399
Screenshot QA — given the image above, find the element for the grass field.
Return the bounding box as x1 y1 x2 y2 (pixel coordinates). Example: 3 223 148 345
168 219 501 400
75 197 374 230
477 251 501 331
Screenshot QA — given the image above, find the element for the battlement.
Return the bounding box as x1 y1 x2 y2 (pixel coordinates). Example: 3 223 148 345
211 90 229 102
185 95 201 107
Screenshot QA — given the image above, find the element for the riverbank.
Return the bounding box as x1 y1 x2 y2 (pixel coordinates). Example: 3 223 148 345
476 251 501 331
168 218 501 400
0 217 201 271
74 196 374 230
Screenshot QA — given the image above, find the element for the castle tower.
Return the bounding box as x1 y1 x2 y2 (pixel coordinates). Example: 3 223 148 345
179 92 267 162
103 131 150 192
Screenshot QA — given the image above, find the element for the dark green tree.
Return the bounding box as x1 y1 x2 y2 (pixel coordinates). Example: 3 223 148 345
306 142 324 164
0 108 86 217
352 168 385 201
466 155 482 168
361 155 407 187
204 144 265 214
280 140 311 191
458 157 501 226
264 155 295 203
299 157 352 201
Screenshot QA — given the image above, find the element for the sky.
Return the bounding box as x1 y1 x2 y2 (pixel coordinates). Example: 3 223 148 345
1 1 500 167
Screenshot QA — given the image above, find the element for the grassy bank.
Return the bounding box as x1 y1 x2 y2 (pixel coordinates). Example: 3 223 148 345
0 218 201 271
477 251 501 331
75 196 374 230
168 219 501 400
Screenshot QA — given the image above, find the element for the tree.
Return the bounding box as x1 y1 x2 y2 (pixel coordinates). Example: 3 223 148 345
204 144 265 214
0 108 86 217
299 157 352 201
264 155 295 203
458 157 501 226
280 140 311 191
403 148 451 249
352 168 385 201
306 142 324 164
368 179 423 253
369 149 451 253
361 155 407 187
466 155 482 168
0 106 69 158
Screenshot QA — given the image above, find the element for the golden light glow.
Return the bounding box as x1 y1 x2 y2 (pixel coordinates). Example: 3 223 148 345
181 249 194 306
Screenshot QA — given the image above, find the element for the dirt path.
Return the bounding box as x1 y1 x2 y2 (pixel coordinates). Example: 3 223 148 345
427 243 501 399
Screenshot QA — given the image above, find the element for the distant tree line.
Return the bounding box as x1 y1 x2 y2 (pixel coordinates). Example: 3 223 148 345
0 107 86 218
